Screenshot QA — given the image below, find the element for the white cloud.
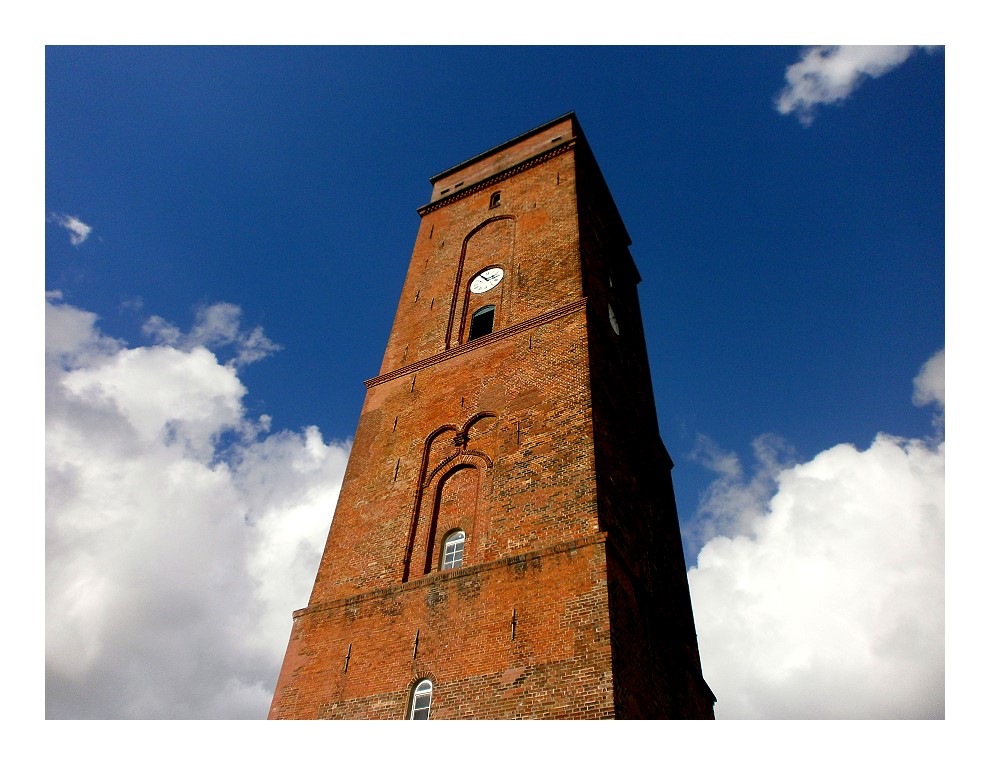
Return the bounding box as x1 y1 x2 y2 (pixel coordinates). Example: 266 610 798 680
142 301 283 369
912 349 945 433
46 296 123 369
775 46 932 126
687 432 796 553
46 293 349 719
913 348 945 408
49 212 93 245
142 314 183 346
688 350 945 718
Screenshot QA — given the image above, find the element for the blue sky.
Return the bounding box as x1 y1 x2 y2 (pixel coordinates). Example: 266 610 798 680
44 45 945 725
46 46 943 518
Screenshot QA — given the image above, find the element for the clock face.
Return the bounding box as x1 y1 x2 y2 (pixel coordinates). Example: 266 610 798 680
469 267 504 294
608 304 620 335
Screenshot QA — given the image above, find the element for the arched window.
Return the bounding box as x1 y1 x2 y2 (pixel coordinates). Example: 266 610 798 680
409 679 433 720
489 191 501 208
468 305 495 341
441 530 465 570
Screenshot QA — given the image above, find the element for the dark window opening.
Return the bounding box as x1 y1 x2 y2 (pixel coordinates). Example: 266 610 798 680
468 305 495 340
489 191 501 208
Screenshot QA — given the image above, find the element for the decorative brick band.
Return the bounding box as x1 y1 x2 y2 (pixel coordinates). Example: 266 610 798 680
294 531 608 620
417 140 575 216
364 298 588 389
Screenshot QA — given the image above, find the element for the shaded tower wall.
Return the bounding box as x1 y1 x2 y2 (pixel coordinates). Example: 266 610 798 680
573 141 713 717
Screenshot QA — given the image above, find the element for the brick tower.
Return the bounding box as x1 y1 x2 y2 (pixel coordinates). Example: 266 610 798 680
269 113 715 719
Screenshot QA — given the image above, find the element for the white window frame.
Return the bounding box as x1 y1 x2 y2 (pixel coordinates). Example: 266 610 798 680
409 679 433 720
441 530 465 570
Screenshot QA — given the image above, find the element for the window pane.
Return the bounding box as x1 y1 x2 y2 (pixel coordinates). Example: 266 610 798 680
410 680 432 720
442 532 465 570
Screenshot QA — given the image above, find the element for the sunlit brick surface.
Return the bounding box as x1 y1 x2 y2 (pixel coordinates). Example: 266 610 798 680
269 114 714 720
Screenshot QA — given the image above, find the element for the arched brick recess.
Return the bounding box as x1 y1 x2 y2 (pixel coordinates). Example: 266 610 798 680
402 414 496 581
446 216 516 348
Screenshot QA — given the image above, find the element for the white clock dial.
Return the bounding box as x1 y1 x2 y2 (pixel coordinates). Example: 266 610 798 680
469 267 504 294
608 304 620 335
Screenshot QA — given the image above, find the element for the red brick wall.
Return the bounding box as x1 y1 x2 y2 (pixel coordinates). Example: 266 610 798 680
307 303 598 604
380 146 581 373
270 535 614 719
427 117 576 203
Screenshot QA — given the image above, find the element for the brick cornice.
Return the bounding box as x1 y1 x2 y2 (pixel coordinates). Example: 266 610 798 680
364 298 588 389
294 531 608 620
417 140 575 216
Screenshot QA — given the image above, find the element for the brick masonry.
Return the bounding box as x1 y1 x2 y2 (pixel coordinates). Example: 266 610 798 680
268 113 715 720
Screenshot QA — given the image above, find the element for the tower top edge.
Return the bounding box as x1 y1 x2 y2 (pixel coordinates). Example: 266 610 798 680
429 111 580 185
421 111 634 257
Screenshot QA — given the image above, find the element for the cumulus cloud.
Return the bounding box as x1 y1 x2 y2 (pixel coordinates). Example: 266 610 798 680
913 348 945 409
687 432 796 554
46 293 349 718
49 212 93 245
143 302 282 369
688 350 945 718
775 46 934 126
912 349 945 433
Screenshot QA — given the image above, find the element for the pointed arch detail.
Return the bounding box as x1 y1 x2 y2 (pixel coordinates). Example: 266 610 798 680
401 412 497 581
